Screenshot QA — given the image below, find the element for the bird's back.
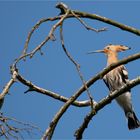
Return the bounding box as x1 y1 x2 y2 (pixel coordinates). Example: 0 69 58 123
103 65 129 92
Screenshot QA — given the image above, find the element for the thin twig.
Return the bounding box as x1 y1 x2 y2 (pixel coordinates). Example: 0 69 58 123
0 113 42 139
60 22 95 110
76 66 95 110
0 125 9 139
73 10 140 36
71 10 107 32
60 23 79 67
22 16 62 58
29 10 70 59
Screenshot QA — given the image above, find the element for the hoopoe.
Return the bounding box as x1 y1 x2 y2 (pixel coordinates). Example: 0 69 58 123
88 44 140 130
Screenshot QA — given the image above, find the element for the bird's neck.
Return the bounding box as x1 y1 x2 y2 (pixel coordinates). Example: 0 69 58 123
107 52 118 66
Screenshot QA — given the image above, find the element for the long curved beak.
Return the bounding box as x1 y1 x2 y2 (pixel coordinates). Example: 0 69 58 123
87 50 104 54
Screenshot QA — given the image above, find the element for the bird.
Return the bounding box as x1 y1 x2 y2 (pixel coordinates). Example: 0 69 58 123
88 44 140 130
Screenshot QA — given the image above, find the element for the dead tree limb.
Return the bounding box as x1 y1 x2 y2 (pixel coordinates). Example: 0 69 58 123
0 68 18 110
72 3 140 36
60 22 95 109
0 113 42 140
16 73 91 107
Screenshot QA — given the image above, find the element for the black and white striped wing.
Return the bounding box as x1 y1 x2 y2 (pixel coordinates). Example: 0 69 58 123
103 65 130 91
103 75 111 90
119 65 129 84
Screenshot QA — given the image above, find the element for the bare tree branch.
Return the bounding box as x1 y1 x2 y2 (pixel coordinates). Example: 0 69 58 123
0 70 17 100
59 23 79 67
72 10 140 36
29 10 70 58
22 9 70 61
18 2 140 63
50 2 140 36
41 52 140 140
22 16 61 58
70 10 107 32
15 53 140 109
0 69 18 110
16 72 91 107
0 113 42 140
74 76 140 139
60 22 95 110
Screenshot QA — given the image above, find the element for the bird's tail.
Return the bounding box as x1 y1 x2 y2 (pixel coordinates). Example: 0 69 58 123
127 111 140 130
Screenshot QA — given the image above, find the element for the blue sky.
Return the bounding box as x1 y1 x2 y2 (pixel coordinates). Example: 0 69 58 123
0 1 140 139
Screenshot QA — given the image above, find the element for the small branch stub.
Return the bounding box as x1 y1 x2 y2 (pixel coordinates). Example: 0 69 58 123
56 2 69 15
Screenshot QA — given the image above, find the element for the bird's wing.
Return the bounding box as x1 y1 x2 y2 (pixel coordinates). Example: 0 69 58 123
103 75 111 90
103 65 129 91
119 65 129 83
119 65 131 92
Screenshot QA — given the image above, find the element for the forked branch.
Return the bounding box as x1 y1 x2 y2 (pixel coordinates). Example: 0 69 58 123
0 113 42 139
74 76 140 139
41 52 140 140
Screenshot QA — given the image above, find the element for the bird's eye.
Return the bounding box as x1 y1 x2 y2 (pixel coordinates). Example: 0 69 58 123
106 47 110 50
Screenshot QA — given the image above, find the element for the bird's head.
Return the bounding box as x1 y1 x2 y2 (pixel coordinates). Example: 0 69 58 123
88 44 131 55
